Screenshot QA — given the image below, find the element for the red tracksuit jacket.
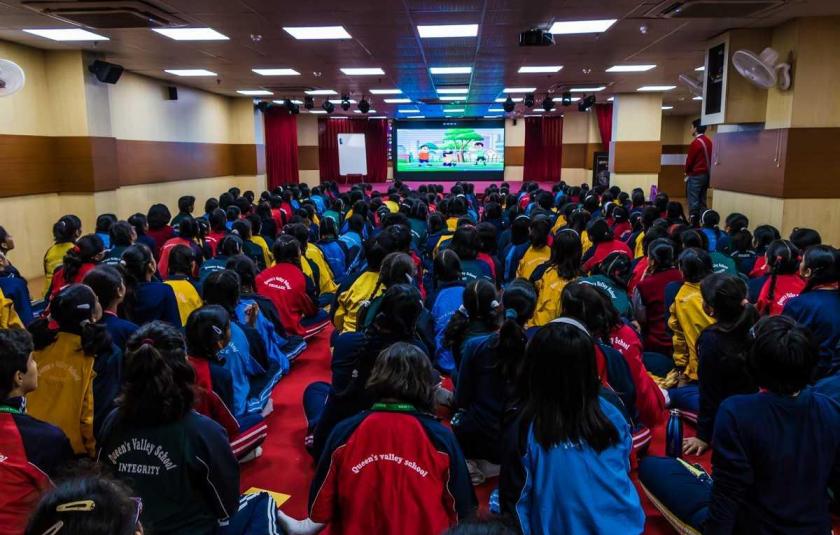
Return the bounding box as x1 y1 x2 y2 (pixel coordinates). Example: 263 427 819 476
255 261 317 336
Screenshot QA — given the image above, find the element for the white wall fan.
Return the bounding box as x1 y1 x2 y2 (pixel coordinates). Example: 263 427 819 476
0 59 26 97
732 47 791 90
678 74 704 97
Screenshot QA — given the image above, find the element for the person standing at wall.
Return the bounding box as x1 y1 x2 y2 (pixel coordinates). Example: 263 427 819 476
685 119 713 216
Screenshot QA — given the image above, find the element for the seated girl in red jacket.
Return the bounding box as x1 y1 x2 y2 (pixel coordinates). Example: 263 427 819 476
756 239 805 316
46 234 105 302
581 219 632 274
256 235 329 338
278 342 476 535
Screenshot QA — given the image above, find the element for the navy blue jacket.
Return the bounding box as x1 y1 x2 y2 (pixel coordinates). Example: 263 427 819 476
783 289 840 379
130 281 182 328
102 312 139 351
0 273 32 325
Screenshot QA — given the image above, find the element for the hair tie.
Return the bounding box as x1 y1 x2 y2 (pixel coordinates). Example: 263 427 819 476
550 317 591 336
490 300 500 309
211 325 223 336
141 338 156 347
457 304 469 318
504 308 518 320
71 245 81 254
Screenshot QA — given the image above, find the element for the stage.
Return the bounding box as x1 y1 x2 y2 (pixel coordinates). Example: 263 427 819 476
336 180 559 194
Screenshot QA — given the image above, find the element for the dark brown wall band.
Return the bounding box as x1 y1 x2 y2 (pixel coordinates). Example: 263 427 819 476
610 141 662 173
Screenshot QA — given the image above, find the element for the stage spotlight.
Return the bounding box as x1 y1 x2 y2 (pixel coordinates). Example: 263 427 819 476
577 94 597 112
322 100 335 113
561 91 572 106
340 94 351 111
503 96 516 113
255 101 270 112
358 98 371 113
541 95 554 111
283 98 293 109
304 95 315 109
291 103 300 114
524 93 535 108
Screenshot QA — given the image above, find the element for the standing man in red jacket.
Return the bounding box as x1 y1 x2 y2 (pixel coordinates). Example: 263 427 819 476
685 118 713 217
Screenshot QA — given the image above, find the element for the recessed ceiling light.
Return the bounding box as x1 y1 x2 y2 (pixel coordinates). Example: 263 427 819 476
495 97 522 103
693 96 703 100
444 108 465 113
606 65 656 72
607 97 614 102
487 107 505 112
398 109 421 113
695 66 705 71
430 66 472 74
164 69 217 77
662 106 674 110
437 87 469 94
638 85 676 91
341 67 385 75
549 19 617 35
329 99 357 104
518 66 563 73
274 100 303 105
439 96 464 101
283 26 351 40
369 89 402 95
484 115 502 118
253 68 300 76
570 97 581 102
305 89 338 95
354 109 377 113
407 116 426 119
503 87 537 93
570 86 606 92
237 90 273 96
152 28 228 41
23 28 109 41
530 109 545 113
417 24 478 38
369 116 388 119
384 98 412 104
309 110 327 114
525 114 545 118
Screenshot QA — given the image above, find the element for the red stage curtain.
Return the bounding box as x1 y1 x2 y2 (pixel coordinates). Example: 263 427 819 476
318 118 388 183
523 116 564 182
595 103 613 148
264 107 300 188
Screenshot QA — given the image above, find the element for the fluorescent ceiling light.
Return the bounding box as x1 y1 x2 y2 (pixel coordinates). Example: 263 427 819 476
341 67 385 75
607 97 614 102
329 99 357 104
309 110 327 114
23 28 108 41
570 97 581 102
503 87 537 93
305 89 338 95
693 96 703 100
430 66 472 74
398 109 421 113
165 69 216 77
570 86 606 92
152 28 228 41
331 117 348 119
638 85 676 91
440 96 464 101
407 116 426 119
237 90 273 96
606 65 656 72
484 115 502 119
273 100 303 104
695 66 705 71
495 97 522 103
444 108 465 113
437 87 469 94
488 107 505 112
549 19 617 35
354 109 377 113
283 26 351 40
369 89 402 94
530 109 545 113
253 68 300 76
519 65 563 73
369 116 387 119
384 98 412 103
662 106 674 110
417 24 478 38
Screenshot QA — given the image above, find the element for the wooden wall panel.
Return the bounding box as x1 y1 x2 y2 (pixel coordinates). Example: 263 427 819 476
116 140 234 186
783 128 840 197
231 143 265 176
584 142 603 170
610 141 662 173
659 166 687 198
561 143 587 168
662 144 688 154
506 146 525 166
0 135 60 197
298 146 320 171
711 128 787 197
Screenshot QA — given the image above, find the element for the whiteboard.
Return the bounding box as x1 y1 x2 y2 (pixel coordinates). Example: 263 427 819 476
338 133 367 176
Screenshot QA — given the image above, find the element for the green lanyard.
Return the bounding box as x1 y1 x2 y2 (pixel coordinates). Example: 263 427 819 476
371 402 416 413
0 405 22 415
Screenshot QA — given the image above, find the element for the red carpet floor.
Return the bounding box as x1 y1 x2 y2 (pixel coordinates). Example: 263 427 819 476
239 326 836 533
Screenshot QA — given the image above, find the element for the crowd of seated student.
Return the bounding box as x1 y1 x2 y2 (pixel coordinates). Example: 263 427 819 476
0 179 839 534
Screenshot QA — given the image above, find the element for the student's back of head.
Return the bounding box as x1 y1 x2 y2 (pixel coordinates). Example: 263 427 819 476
168 244 194 277
725 212 749 235
748 315 818 394
753 224 780 251
96 213 117 235
800 245 840 293
178 195 195 214
0 328 34 401
449 225 480 261
549 229 583 279
594 252 632 289
178 217 199 240
109 221 134 248
185 305 230 362
494 278 537 377
272 234 301 266
701 272 758 338
587 219 614 244
231 219 252 240
147 203 171 230
283 222 309 246
28 284 110 356
53 215 81 243
365 342 435 414
225 254 258 290
84 265 125 312
202 269 240 314
62 234 105 282
789 227 822 251
367 284 424 339
647 238 676 272
434 249 462 283
443 278 500 360
678 247 713 283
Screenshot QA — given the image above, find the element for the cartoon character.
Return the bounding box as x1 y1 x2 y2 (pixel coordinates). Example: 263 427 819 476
442 151 456 167
472 141 487 166
418 145 430 167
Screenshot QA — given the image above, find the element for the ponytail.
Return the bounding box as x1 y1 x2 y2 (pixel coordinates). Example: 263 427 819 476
764 240 800 310
802 245 840 293
493 279 536 379
62 234 104 283
118 244 153 322
29 284 111 356
443 279 500 363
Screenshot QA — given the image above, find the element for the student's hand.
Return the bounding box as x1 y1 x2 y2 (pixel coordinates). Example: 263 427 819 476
677 372 690 388
245 303 258 326
275 510 325 535
682 437 709 456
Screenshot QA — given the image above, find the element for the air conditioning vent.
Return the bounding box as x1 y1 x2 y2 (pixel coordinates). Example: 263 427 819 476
21 1 186 29
645 0 785 19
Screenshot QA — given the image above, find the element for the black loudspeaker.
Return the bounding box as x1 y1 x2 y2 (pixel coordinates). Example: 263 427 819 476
166 86 178 100
88 60 124 84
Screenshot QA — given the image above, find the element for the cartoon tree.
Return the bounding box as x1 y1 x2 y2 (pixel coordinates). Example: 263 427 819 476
442 128 484 162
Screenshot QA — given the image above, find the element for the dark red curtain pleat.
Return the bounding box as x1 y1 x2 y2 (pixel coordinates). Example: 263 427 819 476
264 107 300 188
595 103 613 148
524 116 563 182
318 118 388 183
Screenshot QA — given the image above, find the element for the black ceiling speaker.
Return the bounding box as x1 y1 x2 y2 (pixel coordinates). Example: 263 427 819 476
358 98 371 114
322 100 335 113
88 59 123 84
503 95 516 113
561 91 573 106
283 98 293 109
340 94 351 111
541 95 554 111
291 103 300 114
518 28 554 47
524 93 535 108
255 101 270 112
304 95 314 109
578 94 596 112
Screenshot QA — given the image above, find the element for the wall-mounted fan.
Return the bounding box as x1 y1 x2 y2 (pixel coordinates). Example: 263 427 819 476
732 47 791 90
0 59 26 97
678 74 704 97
